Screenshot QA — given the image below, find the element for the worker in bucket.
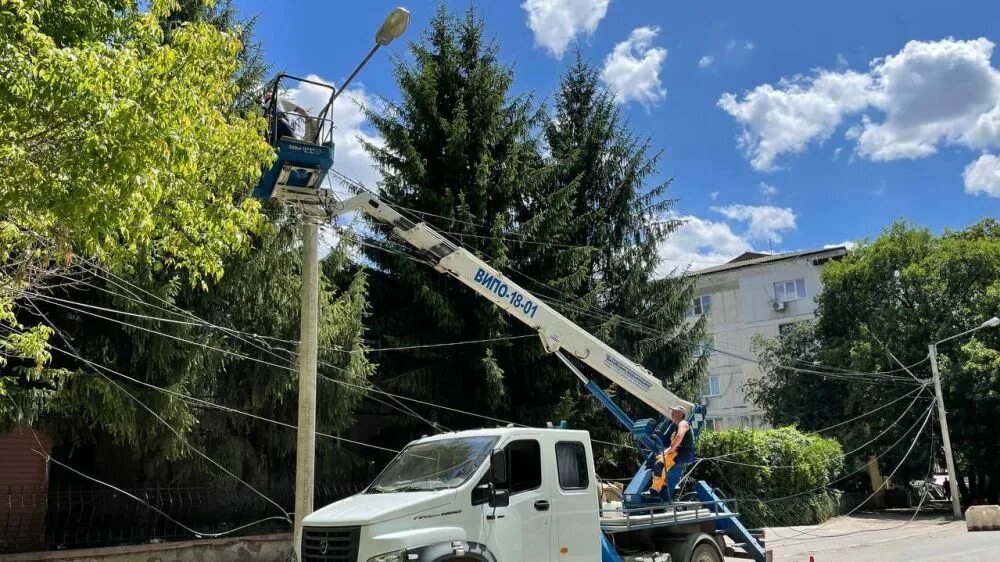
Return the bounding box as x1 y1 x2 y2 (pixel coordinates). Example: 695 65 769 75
261 90 315 143
649 406 694 498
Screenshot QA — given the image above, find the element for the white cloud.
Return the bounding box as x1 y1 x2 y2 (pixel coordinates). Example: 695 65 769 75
286 74 383 192
522 0 609 59
709 190 720 200
711 204 797 242
850 38 1000 160
656 214 752 274
719 38 1000 181
601 26 668 108
727 40 754 52
824 240 857 250
657 203 801 275
698 55 715 68
963 153 1000 197
836 53 848 66
759 182 778 200
718 70 875 170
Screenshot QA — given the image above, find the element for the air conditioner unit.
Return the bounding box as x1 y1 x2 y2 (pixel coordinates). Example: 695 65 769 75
772 300 786 312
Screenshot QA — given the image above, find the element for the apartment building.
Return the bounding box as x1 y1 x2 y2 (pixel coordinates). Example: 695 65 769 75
687 247 848 430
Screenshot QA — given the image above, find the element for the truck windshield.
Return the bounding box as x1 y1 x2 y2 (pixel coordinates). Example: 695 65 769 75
368 436 498 493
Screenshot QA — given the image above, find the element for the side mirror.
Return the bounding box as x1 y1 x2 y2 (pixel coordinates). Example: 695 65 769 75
490 487 510 508
489 449 508 487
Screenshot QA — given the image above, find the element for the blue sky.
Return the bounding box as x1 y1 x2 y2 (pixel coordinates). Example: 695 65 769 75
239 0 1000 270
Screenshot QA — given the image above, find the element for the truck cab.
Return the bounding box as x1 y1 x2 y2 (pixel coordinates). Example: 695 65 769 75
301 427 601 562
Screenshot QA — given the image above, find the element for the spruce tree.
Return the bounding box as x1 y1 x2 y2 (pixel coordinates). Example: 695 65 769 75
545 54 705 388
498 55 708 468
360 14 705 464
360 6 541 437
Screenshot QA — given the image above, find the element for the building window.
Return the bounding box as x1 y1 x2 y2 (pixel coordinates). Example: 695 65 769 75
705 375 721 397
687 295 712 317
705 418 722 431
774 278 806 303
739 416 753 428
555 442 589 490
779 322 806 337
692 336 714 358
506 440 542 494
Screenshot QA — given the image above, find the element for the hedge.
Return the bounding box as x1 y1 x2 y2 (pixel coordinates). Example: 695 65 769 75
691 426 845 528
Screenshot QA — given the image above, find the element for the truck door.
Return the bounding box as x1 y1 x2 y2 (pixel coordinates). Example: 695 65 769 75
493 439 551 561
551 440 601 560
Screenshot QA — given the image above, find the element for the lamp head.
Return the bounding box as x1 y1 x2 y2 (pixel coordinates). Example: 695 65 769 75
376 7 410 46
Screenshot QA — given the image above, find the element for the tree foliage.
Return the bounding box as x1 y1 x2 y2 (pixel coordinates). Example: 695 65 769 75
693 427 844 527
0 0 274 386
1 0 375 488
360 5 545 437
747 219 1000 504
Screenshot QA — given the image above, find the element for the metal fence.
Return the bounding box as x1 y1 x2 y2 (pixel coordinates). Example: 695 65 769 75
0 482 366 554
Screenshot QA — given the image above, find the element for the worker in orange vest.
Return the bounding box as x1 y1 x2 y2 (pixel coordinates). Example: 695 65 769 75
650 406 694 496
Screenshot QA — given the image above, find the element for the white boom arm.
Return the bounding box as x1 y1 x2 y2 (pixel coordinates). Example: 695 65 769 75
336 192 694 415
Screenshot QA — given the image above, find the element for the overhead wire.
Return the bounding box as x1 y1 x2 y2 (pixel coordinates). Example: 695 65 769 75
4 394 289 539
35 336 399 454
15 204 927 491
767 400 936 540
729 398 935 506
332 186 921 385
3 311 293 523
24 287 447 434
21 261 443 436
327 168 726 267
10 204 935 470
39 266 534 355
772 403 941 542
706 386 929 470
24 285 628 451
40 253 443 434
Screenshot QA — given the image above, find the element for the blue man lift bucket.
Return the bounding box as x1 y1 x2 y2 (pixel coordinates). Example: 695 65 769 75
253 138 335 201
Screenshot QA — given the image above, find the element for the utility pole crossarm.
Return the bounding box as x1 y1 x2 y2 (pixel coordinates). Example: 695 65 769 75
336 192 694 416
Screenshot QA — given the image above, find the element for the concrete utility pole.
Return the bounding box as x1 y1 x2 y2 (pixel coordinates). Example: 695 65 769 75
928 342 961 520
928 316 999 521
291 8 410 561
293 219 320 557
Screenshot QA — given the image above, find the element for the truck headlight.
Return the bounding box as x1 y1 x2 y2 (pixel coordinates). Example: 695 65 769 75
367 550 409 562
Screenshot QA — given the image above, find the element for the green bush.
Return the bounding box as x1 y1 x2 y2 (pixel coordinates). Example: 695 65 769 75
692 426 844 528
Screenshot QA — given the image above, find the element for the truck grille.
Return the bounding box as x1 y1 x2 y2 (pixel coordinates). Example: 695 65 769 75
302 526 361 561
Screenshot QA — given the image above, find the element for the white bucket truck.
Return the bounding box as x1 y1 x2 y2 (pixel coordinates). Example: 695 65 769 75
297 193 770 562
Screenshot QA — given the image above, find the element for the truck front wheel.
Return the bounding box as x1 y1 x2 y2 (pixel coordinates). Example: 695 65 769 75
689 542 722 562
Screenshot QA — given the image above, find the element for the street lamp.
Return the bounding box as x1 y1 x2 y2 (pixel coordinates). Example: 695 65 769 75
316 7 410 118
929 316 1000 520
292 8 409 562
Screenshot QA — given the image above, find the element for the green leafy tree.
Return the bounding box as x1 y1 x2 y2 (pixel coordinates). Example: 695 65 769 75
1 0 375 488
693 427 844 527
0 0 273 386
747 220 1000 504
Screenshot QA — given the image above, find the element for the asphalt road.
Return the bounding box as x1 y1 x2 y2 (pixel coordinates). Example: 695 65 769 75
744 512 1000 562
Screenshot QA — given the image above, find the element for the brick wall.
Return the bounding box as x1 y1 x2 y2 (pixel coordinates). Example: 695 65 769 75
0 427 51 552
